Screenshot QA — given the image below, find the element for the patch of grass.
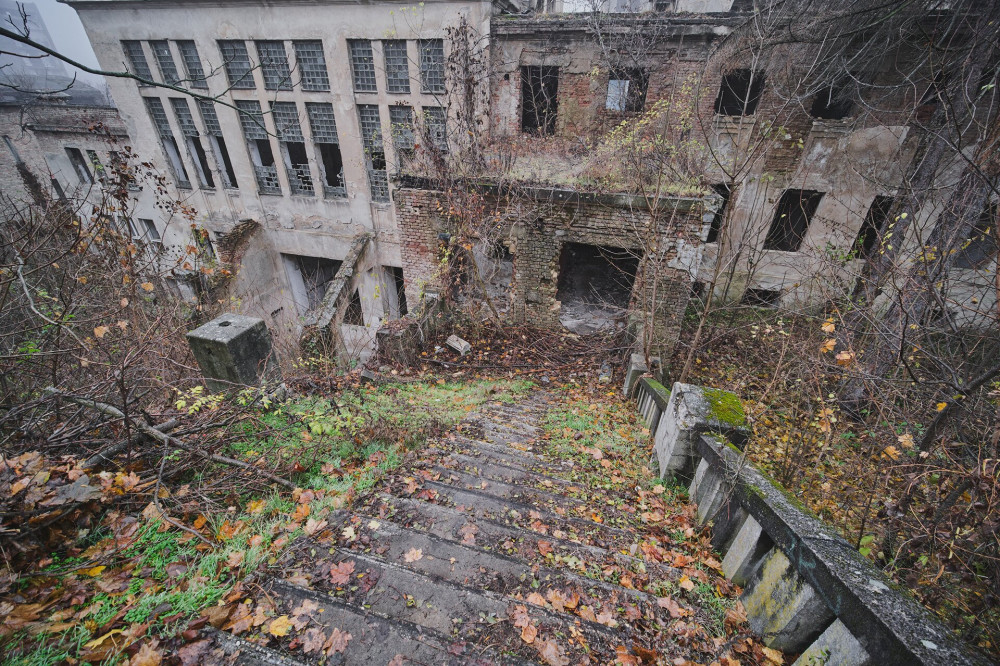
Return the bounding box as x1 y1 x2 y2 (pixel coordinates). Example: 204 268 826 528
1 626 90 666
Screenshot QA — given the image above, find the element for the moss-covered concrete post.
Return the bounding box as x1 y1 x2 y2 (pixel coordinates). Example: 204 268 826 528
186 314 281 392
653 382 748 480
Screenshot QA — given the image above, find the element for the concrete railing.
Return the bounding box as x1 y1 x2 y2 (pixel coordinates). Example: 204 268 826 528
630 377 989 666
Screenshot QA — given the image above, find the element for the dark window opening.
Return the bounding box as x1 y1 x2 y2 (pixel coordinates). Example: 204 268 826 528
282 141 314 196
707 183 731 243
285 254 341 312
742 288 781 307
50 178 65 199
161 137 191 189
521 65 559 136
210 136 238 189
954 201 998 269
606 68 648 113
556 242 640 335
317 144 345 196
810 85 853 120
854 195 894 259
185 137 215 189
66 147 92 183
764 189 824 252
390 266 408 316
254 139 275 166
86 149 105 182
344 289 365 326
715 69 765 116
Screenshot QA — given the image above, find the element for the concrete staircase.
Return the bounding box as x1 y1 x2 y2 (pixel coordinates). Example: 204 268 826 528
212 390 746 665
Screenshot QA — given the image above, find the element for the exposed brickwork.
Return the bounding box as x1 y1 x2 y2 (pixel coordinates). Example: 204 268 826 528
396 185 707 361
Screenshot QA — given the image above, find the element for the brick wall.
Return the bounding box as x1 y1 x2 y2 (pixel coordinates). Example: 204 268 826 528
395 184 708 361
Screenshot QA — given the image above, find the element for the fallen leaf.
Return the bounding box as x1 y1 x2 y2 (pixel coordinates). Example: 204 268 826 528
387 655 406 666
268 615 292 637
94 325 110 339
330 560 356 585
324 628 352 654
511 604 531 628
656 596 689 618
304 518 328 536
177 640 211 666
526 592 547 606
614 645 641 665
404 548 423 563
129 642 162 666
578 605 597 622
761 646 784 664
536 638 570 666
140 282 155 292
678 576 696 592
301 627 326 653
882 445 901 461
226 551 244 568
897 433 915 449
537 541 553 556
520 622 538 643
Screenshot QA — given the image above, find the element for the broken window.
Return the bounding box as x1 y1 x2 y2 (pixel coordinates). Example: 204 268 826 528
343 289 365 326
128 217 161 245
149 40 181 85
418 39 445 94
121 41 153 85
218 40 256 90
521 65 558 136
255 41 292 91
763 189 823 252
358 104 389 202
305 102 345 199
170 97 215 189
389 266 407 316
176 40 208 89
384 40 411 94
86 150 105 183
282 254 342 313
953 201 998 269
853 195 894 259
742 288 781 307
389 105 415 164
144 97 191 189
65 147 92 184
271 101 313 196
715 69 765 116
556 242 640 335
605 68 648 113
235 99 280 195
197 100 238 189
422 106 447 153
348 40 377 92
706 183 731 243
293 40 329 91
810 85 853 120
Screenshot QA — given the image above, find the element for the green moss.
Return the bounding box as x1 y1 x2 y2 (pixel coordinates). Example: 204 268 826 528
702 387 746 426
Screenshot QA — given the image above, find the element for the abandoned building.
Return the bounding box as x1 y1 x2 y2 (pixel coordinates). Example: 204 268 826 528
0 0 994 363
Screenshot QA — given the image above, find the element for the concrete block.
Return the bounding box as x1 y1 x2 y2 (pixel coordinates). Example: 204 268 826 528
186 314 281 392
742 548 835 653
689 458 727 525
721 514 772 585
793 619 871 666
446 334 471 355
622 353 647 397
654 383 748 481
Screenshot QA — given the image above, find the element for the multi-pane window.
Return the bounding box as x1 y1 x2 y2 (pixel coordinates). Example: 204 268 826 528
218 40 255 90
384 40 410 94
255 41 292 91
389 105 415 158
358 104 388 202
197 101 238 189
605 68 648 113
235 100 280 195
149 41 181 85
422 106 447 153
348 40 377 93
121 41 153 85
418 39 445 94
130 218 161 245
176 41 208 89
144 97 191 188
271 102 313 196
170 98 214 189
293 40 329 91
305 102 345 198
65 147 92 184
763 189 824 252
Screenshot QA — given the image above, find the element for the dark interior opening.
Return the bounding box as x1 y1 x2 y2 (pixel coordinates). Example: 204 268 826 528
854 195 895 258
521 65 559 135
556 242 640 334
764 189 824 252
954 200 998 269
213 136 238 188
715 69 765 116
742 287 781 307
344 289 365 326
319 143 345 189
390 266 408 316
286 141 309 167
810 85 853 120
707 183 731 243
288 254 341 311
191 138 215 188
254 138 275 166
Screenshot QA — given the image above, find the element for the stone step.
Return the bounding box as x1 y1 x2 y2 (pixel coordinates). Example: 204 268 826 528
433 450 578 491
212 630 310 666
437 433 550 462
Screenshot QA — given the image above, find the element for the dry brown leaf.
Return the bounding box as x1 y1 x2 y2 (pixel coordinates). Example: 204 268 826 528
656 596 690 618
268 615 292 637
578 605 597 622
511 604 531 628
387 655 407 666
128 642 162 666
537 540 553 556
324 627 352 655
520 622 538 644
330 560 356 585
403 548 423 563
761 646 784 664
536 638 570 666
300 627 326 654
304 518 328 536
526 592 547 607
94 325 109 339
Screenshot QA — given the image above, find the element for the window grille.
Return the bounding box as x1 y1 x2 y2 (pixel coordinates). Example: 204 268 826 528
383 40 410 94
170 98 200 136
149 41 181 85
236 100 280 195
293 40 329 91
218 40 255 89
255 41 292 90
422 106 447 152
349 40 377 93
176 41 208 89
235 100 268 140
418 39 445 94
270 102 304 142
358 105 384 151
144 97 173 138
197 100 223 136
389 105 414 152
306 103 339 144
358 105 388 202
122 41 153 84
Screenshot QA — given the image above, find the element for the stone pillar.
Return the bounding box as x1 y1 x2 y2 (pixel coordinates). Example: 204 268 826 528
186 314 281 392
793 619 871 666
653 383 748 480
